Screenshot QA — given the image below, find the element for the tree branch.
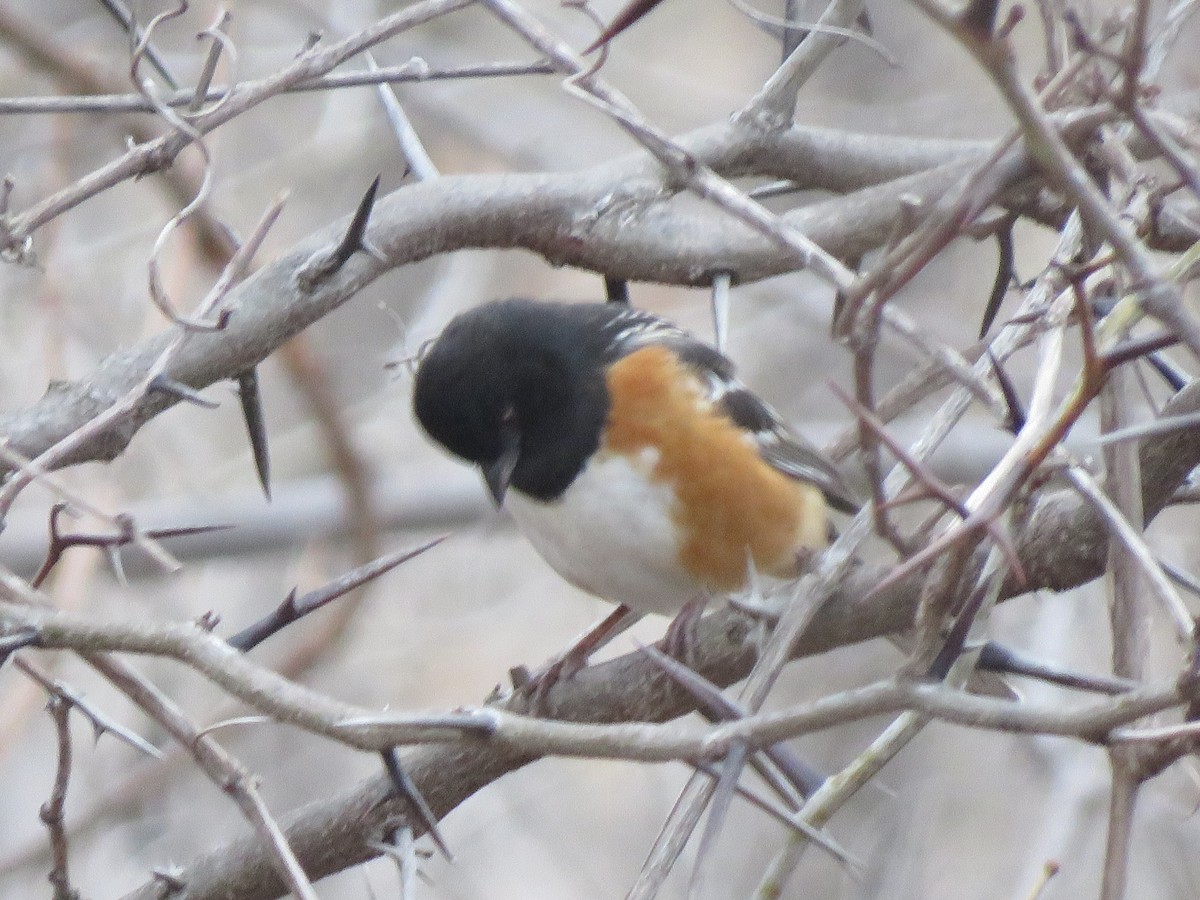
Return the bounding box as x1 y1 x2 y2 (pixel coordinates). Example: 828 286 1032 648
109 374 1200 900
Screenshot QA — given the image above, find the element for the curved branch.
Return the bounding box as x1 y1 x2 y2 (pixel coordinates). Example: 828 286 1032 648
0 124 992 477
5 103 1194 483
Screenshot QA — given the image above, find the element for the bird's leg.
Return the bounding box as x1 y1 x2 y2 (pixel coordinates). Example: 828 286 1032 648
512 603 642 710
661 595 708 665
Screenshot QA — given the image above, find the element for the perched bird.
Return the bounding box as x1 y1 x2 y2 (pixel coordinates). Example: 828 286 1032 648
412 298 857 633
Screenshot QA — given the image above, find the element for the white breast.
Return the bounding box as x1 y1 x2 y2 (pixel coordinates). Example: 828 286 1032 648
504 448 702 616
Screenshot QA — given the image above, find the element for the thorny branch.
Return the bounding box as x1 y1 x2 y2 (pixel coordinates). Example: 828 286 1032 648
39 696 78 900
0 1 1198 899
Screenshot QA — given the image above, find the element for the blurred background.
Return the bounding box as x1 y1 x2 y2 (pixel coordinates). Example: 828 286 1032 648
0 0 1198 897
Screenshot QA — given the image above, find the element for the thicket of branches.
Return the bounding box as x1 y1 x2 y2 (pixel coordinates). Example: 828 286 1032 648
0 0 1199 898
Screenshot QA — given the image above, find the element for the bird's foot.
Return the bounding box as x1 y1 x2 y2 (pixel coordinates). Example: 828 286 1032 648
660 596 707 666
510 603 639 715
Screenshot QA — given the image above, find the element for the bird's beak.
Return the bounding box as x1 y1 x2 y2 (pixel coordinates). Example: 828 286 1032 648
483 413 520 507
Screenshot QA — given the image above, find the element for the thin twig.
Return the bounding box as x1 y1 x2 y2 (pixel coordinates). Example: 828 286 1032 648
367 53 439 181
482 0 857 292
0 0 474 248
0 193 285 519
227 536 447 651
735 0 865 127
85 653 321 900
0 61 556 115
1066 467 1194 642
39 695 78 900
914 0 1200 359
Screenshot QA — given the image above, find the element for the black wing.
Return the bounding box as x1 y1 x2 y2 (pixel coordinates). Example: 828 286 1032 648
721 385 859 513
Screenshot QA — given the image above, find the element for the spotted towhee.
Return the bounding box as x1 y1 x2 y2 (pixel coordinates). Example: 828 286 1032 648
412 299 857 627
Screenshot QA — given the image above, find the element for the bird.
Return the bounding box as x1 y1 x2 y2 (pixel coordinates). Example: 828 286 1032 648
411 298 857 668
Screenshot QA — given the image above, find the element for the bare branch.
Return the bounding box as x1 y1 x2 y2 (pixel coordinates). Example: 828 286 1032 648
736 0 865 127
0 61 557 115
38 696 78 900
